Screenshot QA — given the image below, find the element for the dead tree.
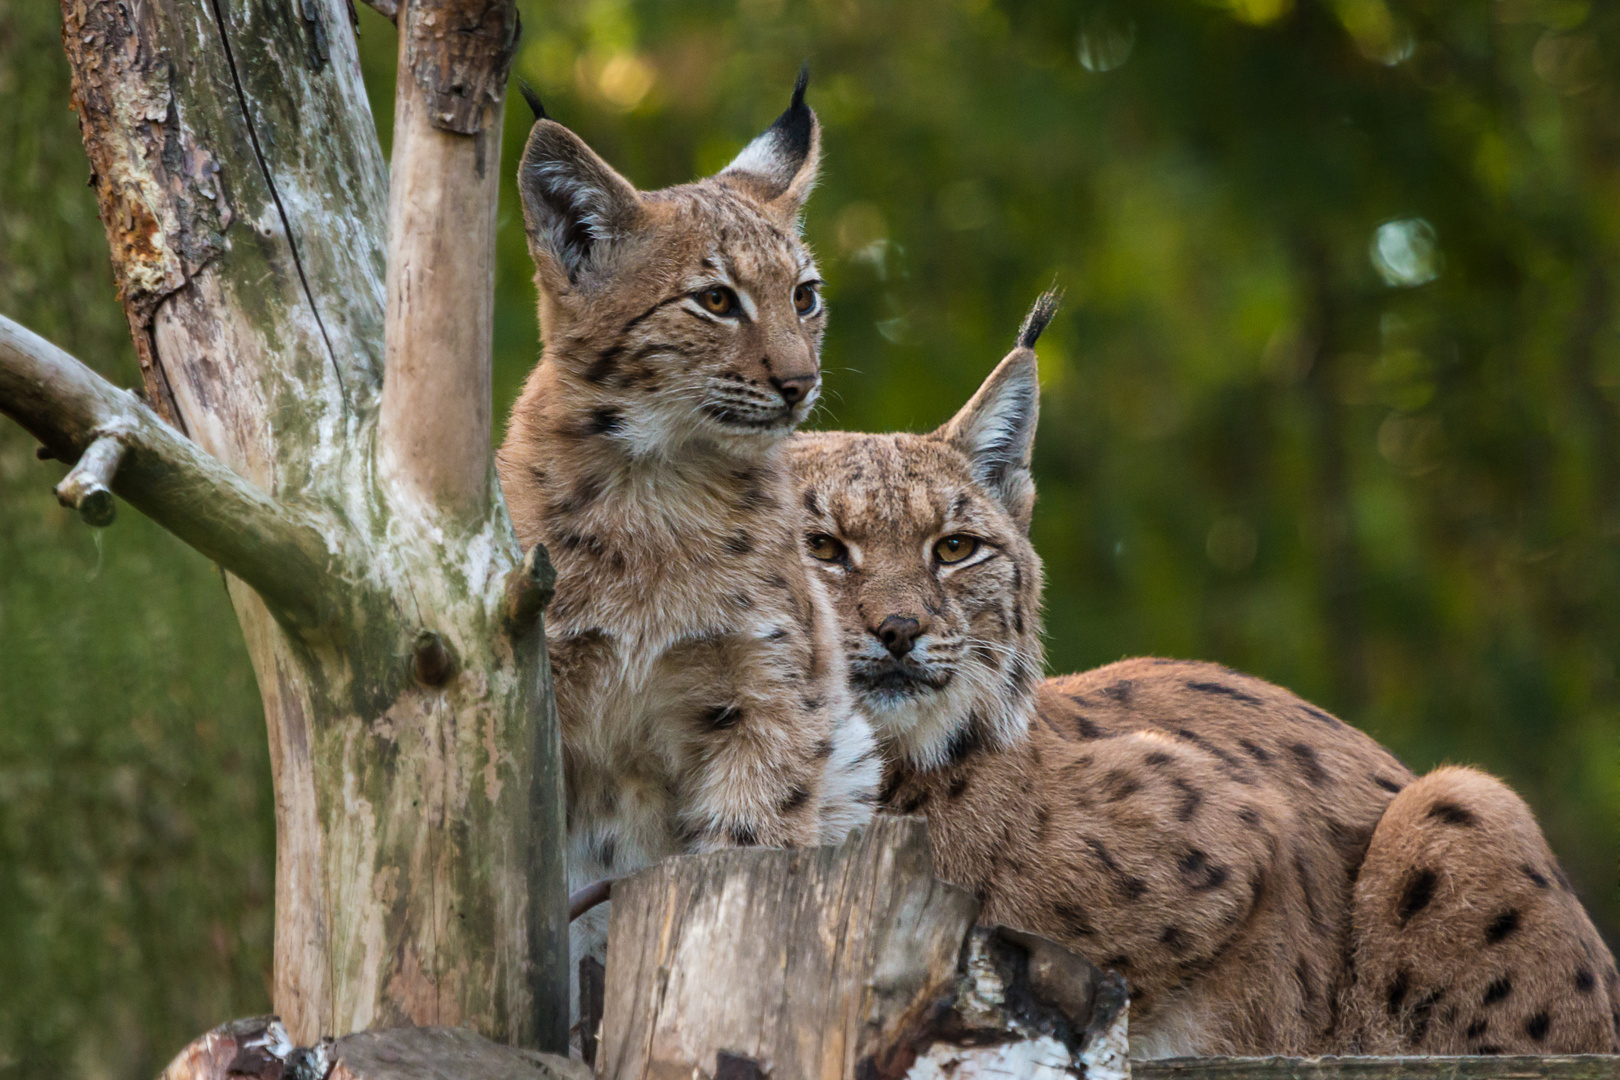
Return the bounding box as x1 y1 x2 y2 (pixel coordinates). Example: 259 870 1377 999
0 0 566 1050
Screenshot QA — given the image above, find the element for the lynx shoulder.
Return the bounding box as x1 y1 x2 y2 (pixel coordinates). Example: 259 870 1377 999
497 75 878 992
784 292 1618 1057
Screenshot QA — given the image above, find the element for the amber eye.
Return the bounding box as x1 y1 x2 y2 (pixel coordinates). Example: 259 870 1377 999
793 282 820 315
806 533 848 562
933 535 980 564
697 287 739 316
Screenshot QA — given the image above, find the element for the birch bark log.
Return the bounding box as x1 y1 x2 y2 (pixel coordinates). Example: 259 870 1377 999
0 0 566 1050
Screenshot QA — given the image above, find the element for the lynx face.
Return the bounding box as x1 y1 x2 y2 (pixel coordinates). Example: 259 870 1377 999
786 297 1057 769
513 82 825 456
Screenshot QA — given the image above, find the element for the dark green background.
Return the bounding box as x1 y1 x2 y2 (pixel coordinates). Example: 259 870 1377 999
2 0 1615 1075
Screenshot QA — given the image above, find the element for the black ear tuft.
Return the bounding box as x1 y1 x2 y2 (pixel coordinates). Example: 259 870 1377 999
1017 286 1063 350
519 79 548 122
792 61 810 111
721 67 820 214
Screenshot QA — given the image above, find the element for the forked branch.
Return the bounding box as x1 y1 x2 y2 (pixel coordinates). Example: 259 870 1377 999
0 314 346 628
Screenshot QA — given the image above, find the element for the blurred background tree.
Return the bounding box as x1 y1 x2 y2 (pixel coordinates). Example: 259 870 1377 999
2 0 1615 1075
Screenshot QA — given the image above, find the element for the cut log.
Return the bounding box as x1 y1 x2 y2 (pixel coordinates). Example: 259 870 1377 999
596 816 1130 1080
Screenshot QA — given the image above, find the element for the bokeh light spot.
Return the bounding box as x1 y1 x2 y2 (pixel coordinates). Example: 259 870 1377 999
1370 218 1440 287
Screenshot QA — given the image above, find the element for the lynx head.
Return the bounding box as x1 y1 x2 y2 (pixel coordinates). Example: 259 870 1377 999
786 292 1059 770
516 70 824 451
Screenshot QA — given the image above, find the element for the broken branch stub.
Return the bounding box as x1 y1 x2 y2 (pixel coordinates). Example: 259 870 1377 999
597 816 1130 1080
403 0 519 134
54 433 125 526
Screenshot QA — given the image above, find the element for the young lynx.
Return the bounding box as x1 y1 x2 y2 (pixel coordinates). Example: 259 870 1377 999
786 293 1619 1057
497 75 878 991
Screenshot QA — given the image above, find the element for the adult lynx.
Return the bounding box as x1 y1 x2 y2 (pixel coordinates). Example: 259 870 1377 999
785 293 1619 1057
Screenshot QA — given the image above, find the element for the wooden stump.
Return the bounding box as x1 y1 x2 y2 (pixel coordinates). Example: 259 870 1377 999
156 1018 588 1080
596 816 1129 1080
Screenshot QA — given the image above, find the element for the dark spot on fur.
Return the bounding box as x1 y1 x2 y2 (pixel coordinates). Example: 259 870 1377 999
1168 727 1252 782
586 407 622 435
1145 751 1172 766
1178 849 1229 891
1486 909 1520 944
1103 679 1134 703
1408 989 1443 1045
731 825 759 847
1172 778 1203 821
944 721 984 768
1396 868 1438 925
1084 837 1148 900
1102 768 1140 801
1103 955 1131 972
1465 1018 1488 1039
1525 1011 1551 1042
1288 742 1330 785
724 531 754 556
779 785 811 813
1576 968 1596 993
1295 958 1317 1003
802 487 821 516
1475 1044 1503 1055
1186 680 1263 707
1055 902 1095 937
1238 738 1272 764
1482 976 1512 1006
597 836 617 869
1294 847 1325 932
1522 864 1551 888
1386 969 1411 1016
948 774 970 799
1300 703 1341 726
1072 712 1106 739
1374 775 1405 794
801 696 824 712
705 704 743 729
1428 801 1478 827
814 738 834 759
1238 805 1261 826
899 790 930 814
584 343 623 383
1160 925 1189 954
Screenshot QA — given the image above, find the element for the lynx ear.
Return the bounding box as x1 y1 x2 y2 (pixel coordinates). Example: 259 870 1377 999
518 119 643 286
934 290 1060 530
722 65 820 223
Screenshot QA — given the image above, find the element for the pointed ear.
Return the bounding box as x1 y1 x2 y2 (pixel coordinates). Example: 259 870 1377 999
518 119 644 287
722 65 820 224
933 290 1060 530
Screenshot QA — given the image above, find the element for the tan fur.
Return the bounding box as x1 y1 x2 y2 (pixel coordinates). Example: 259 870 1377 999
496 87 879 1006
784 304 1618 1056
1346 766 1620 1054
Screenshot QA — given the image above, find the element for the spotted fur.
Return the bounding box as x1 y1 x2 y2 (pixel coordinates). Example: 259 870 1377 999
785 295 1618 1057
496 78 879 1030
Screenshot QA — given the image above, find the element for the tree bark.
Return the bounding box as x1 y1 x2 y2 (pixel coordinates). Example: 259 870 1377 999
0 0 569 1051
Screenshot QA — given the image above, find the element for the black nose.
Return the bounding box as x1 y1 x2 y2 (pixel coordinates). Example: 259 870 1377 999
874 615 924 659
769 374 816 406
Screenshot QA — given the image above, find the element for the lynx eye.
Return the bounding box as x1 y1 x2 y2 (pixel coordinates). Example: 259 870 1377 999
933 535 980 565
805 533 848 562
697 286 739 316
793 282 820 316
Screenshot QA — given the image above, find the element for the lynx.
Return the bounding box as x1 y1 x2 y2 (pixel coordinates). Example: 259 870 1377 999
496 75 879 1000
785 293 1619 1057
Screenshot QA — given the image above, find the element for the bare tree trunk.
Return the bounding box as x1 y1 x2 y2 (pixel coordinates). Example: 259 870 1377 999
0 0 566 1050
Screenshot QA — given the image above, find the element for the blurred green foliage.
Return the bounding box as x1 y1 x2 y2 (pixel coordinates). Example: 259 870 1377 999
3 0 1617 1075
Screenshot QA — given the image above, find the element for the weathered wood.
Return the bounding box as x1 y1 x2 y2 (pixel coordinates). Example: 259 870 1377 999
378 0 514 517
155 1019 588 1080
53 432 125 525
597 816 1129 1080
20 0 569 1051
1136 1057 1620 1080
